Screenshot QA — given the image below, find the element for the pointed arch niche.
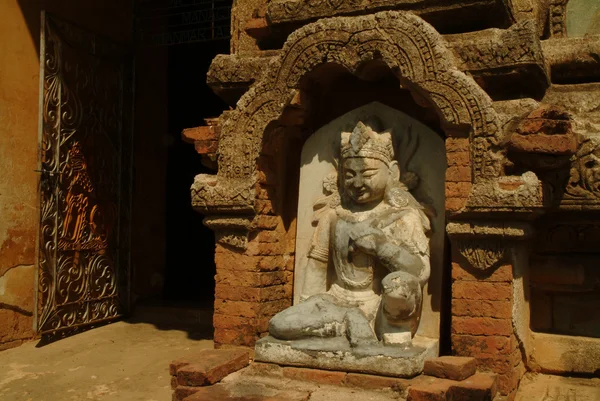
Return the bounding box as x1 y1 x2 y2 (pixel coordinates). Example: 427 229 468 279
192 10 506 351
295 102 446 339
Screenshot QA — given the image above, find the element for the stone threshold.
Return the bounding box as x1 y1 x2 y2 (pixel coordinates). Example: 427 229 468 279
170 348 501 401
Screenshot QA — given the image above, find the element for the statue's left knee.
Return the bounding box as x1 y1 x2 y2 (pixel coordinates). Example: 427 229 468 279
381 271 422 323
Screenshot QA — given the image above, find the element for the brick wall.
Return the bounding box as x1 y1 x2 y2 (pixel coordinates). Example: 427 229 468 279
445 136 525 399
450 256 526 399
445 137 472 213
212 134 298 348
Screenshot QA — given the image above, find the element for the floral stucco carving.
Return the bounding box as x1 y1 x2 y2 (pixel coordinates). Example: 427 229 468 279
192 11 503 218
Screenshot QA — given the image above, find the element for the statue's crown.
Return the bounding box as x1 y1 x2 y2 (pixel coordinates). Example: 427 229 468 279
341 119 394 164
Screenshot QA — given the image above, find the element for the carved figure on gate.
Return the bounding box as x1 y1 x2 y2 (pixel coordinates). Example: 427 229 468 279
268 117 432 346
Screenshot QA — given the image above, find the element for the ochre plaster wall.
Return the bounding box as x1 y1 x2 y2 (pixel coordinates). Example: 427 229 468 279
0 0 44 351
0 0 136 351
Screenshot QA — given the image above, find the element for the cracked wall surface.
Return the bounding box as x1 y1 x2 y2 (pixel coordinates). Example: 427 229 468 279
0 1 40 350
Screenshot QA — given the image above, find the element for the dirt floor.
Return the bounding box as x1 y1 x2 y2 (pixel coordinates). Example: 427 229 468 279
0 318 213 401
2 313 599 401
515 373 600 401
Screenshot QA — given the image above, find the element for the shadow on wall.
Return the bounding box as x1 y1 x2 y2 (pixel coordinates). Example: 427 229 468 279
16 0 134 55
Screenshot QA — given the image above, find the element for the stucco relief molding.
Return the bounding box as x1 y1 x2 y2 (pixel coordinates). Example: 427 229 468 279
447 221 534 270
265 0 511 26
203 215 254 250
192 11 504 218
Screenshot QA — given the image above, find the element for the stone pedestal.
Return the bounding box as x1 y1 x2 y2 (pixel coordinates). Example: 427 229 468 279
255 336 438 378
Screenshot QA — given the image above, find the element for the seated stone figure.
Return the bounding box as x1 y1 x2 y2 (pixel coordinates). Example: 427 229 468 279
268 117 431 348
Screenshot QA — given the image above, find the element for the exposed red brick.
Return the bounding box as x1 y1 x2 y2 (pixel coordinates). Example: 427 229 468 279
182 126 217 143
171 349 249 387
446 150 470 167
214 249 257 272
257 187 273 200
215 284 289 303
452 282 512 301
452 263 513 282
517 118 571 135
254 230 281 243
282 367 346 386
446 166 471 182
497 180 524 191
194 140 218 155
452 299 512 319
245 17 269 39
213 314 261 329
345 373 409 391
525 104 570 120
452 317 512 336
446 137 470 153
423 356 477 381
451 335 511 357
445 182 471 198
213 315 271 335
257 256 285 271
246 241 285 256
475 354 520 377
255 199 276 215
509 132 576 155
214 299 289 319
251 216 280 230
407 376 453 401
173 385 201 401
171 375 178 390
446 197 467 212
257 170 277 186
448 373 497 400
214 327 257 346
215 270 288 288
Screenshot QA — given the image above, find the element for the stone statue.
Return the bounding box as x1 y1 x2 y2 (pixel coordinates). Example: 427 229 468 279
267 116 432 351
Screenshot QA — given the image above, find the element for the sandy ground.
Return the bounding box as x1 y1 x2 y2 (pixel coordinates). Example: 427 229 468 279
515 372 600 401
0 320 213 401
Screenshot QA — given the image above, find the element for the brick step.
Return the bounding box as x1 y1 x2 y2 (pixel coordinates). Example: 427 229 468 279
170 353 498 401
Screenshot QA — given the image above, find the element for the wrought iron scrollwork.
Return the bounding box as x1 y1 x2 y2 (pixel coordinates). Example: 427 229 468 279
36 13 132 334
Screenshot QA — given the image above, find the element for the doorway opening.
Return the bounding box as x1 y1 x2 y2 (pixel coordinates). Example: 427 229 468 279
130 1 232 332
162 40 228 305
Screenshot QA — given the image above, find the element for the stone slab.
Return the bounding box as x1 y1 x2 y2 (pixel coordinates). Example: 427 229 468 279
423 356 477 381
530 332 600 374
170 349 249 386
254 335 439 378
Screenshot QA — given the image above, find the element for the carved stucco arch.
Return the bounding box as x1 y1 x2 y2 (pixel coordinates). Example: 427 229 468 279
192 11 502 214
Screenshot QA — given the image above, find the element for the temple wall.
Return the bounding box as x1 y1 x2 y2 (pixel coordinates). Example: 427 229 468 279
0 2 39 350
188 0 600 397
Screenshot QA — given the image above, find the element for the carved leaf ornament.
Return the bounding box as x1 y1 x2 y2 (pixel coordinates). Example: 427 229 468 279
458 240 505 270
192 11 501 225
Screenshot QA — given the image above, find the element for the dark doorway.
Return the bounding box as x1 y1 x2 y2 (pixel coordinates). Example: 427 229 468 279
162 40 229 304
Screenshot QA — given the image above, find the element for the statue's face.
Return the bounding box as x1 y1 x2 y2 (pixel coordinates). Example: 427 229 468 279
342 157 390 205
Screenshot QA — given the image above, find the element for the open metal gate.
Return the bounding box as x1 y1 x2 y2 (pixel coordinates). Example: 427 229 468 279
35 12 133 335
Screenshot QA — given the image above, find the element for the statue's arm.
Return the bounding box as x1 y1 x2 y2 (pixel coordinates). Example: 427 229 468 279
375 212 430 285
300 211 333 299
